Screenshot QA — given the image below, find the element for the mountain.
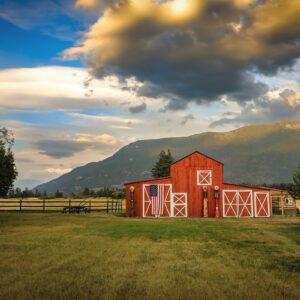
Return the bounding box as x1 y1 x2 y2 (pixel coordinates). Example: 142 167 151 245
16 179 43 190
35 121 300 193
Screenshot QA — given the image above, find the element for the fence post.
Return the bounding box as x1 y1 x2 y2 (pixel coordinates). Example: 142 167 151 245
69 199 71 212
106 198 109 213
89 199 91 211
43 199 46 212
19 199 22 212
121 199 123 212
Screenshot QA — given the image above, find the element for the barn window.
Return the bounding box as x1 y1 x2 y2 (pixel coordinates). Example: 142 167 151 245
197 170 212 186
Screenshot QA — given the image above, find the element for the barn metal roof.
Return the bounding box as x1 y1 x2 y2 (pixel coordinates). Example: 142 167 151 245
124 176 171 185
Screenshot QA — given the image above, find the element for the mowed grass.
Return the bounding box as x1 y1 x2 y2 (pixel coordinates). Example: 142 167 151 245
0 214 299 300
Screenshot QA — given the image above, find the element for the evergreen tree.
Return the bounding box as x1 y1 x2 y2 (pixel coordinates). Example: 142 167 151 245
8 188 15 198
292 165 300 198
83 187 90 197
55 190 63 198
34 189 41 198
151 149 174 178
15 188 22 198
22 187 33 198
0 128 18 198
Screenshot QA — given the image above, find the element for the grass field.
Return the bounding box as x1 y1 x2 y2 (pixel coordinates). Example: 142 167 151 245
0 214 299 300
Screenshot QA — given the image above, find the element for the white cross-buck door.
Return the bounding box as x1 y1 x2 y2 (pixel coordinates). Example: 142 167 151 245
254 192 270 217
223 190 253 217
171 193 188 217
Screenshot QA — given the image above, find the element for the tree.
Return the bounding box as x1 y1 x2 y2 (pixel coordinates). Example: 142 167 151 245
292 165 300 198
15 188 22 198
22 187 33 198
0 128 18 198
34 189 41 198
55 190 63 198
151 149 174 178
83 187 90 197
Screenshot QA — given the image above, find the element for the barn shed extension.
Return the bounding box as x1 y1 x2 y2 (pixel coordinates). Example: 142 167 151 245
125 151 273 218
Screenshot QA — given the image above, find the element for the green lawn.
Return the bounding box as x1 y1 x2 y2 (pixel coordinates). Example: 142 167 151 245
0 214 299 300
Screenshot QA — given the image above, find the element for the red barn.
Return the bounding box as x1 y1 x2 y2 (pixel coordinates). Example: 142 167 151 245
125 151 272 218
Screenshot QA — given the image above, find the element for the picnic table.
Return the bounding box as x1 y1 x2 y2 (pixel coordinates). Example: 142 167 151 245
62 205 91 214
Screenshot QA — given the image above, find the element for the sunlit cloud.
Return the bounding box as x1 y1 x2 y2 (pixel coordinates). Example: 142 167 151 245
65 0 300 110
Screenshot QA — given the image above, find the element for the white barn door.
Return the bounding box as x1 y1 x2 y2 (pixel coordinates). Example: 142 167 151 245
143 184 172 217
223 190 253 218
254 192 270 217
171 193 188 217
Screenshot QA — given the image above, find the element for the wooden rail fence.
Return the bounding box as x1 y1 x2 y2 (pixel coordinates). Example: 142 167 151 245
0 198 124 213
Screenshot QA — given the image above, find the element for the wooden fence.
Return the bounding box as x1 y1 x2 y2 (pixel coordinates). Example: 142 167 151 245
0 198 124 213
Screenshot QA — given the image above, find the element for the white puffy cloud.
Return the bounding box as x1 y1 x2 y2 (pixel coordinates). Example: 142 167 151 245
47 167 73 175
75 133 118 145
0 66 145 112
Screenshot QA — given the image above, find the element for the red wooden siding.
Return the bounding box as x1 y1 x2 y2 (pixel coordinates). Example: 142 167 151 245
170 152 223 217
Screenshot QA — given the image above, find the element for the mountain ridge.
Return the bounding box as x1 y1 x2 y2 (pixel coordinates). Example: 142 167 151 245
35 120 300 193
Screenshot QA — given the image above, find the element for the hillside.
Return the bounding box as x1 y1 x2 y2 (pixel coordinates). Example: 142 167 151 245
35 121 300 193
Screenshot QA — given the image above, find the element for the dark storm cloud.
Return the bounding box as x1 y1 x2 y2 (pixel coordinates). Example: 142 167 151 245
65 0 300 109
129 102 147 113
35 140 89 158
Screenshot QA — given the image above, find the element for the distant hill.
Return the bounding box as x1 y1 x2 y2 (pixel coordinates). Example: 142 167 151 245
35 121 300 193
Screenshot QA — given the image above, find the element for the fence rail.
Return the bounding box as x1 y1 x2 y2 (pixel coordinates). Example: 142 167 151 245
0 198 124 213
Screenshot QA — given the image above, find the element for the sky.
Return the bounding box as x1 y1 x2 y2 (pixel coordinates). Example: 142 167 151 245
0 0 299 189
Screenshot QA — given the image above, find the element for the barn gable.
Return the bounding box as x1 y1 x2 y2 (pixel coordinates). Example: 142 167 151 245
171 151 223 169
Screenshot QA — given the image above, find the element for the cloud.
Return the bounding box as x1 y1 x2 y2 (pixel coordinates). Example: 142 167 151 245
180 114 195 126
75 133 118 145
129 102 147 113
35 140 89 158
64 0 300 109
210 89 300 128
46 167 73 175
0 0 92 42
69 112 143 125
75 0 120 10
0 66 144 112
34 131 124 158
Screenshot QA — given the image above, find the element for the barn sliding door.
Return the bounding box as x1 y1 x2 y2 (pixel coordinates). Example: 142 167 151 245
254 192 270 217
143 184 172 217
171 193 188 217
223 190 253 218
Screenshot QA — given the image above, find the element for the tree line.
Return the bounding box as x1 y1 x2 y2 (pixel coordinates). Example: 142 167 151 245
8 187 125 200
